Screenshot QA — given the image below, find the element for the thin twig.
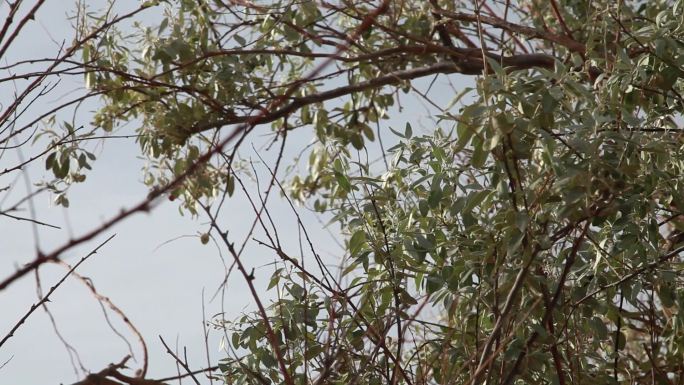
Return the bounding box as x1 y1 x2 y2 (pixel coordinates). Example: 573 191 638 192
159 336 201 385
0 234 116 348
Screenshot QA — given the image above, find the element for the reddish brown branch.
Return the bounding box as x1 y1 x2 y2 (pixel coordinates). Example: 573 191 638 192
502 222 591 385
70 356 170 385
158 337 201 385
0 0 47 60
53 260 149 378
0 1 21 45
549 0 575 41
186 53 553 134
69 356 219 385
0 234 116 348
438 10 585 54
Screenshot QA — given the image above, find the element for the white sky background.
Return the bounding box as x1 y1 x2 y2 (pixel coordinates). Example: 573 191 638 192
0 1 473 383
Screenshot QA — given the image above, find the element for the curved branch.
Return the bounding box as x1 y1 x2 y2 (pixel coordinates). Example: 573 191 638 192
188 53 554 134
438 10 586 54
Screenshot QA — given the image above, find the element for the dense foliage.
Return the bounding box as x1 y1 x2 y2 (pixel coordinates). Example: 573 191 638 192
78 0 684 384
4 0 684 384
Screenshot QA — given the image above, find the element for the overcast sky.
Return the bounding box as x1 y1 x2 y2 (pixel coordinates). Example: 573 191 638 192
0 2 472 383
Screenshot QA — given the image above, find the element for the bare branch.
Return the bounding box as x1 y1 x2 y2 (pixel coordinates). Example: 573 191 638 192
0 234 116 348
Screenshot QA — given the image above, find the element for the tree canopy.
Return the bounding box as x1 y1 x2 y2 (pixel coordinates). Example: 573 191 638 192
2 0 684 384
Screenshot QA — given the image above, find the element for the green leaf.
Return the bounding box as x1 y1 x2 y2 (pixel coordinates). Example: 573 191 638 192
515 212 528 231
588 316 608 339
45 152 56 170
231 332 240 349
404 122 413 139
428 187 442 209
350 134 364 150
389 126 405 138
349 230 366 256
426 274 443 293
507 229 524 257
226 175 235 197
471 137 487 168
233 34 246 46
334 170 352 193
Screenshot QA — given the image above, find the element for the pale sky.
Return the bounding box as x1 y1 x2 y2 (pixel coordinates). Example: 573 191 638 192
0 2 471 383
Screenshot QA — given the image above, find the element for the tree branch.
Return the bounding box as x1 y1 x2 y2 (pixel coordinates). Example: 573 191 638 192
0 234 115 348
438 10 586 54
187 53 554 135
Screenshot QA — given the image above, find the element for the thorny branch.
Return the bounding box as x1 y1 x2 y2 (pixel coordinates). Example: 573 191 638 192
0 234 116 348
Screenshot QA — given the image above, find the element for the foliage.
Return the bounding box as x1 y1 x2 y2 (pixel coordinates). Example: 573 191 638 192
3 0 684 384
78 0 684 383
